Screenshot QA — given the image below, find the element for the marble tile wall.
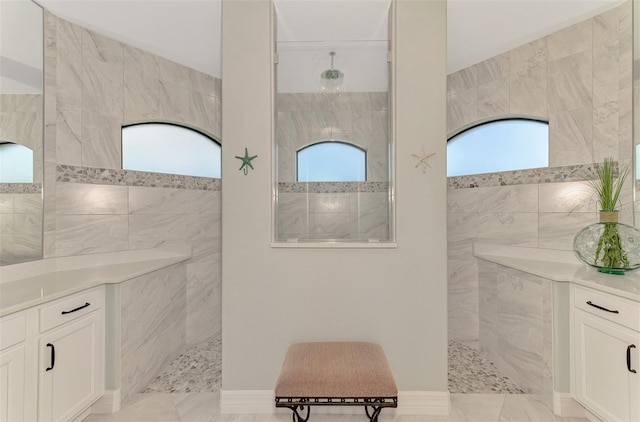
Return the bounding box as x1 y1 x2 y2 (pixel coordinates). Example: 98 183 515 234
275 93 390 240
477 260 554 408
0 94 43 181
119 263 187 404
53 17 220 168
447 2 633 349
36 12 223 403
0 94 44 265
447 2 632 171
276 92 389 182
276 191 389 241
0 192 43 265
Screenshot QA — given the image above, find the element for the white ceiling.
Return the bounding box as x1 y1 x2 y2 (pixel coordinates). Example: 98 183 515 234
26 0 631 79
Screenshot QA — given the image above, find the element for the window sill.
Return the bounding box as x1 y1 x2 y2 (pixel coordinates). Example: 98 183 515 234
270 241 398 249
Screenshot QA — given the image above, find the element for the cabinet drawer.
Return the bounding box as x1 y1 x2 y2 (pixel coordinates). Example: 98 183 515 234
0 313 26 351
574 286 640 332
39 288 103 333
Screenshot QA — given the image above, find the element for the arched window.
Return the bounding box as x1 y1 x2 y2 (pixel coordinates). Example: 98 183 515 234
296 141 366 182
122 123 221 178
447 118 549 177
0 142 33 182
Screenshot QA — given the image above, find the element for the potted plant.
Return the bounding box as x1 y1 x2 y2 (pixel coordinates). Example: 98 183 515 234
586 157 630 270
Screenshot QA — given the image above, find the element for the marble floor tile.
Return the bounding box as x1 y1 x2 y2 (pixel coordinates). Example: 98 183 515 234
172 393 219 422
84 393 181 422
498 395 587 422
85 394 587 422
85 337 589 422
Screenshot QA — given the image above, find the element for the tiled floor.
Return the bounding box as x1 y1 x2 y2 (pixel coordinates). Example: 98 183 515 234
84 338 586 422
143 336 222 394
447 341 523 394
84 393 588 422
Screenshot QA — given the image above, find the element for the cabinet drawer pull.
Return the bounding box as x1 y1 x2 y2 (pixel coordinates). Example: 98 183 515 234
46 343 55 371
61 302 90 315
586 301 619 314
628 344 637 374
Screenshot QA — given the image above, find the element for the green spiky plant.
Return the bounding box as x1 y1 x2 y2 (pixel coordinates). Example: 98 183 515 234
586 158 630 269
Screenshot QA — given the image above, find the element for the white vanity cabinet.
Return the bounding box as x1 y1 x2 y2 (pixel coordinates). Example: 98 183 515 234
0 286 105 422
571 285 640 422
0 312 28 422
38 288 105 421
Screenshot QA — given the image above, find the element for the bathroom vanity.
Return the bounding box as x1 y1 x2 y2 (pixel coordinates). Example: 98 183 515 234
571 285 639 421
1 287 104 422
474 244 640 422
0 247 191 421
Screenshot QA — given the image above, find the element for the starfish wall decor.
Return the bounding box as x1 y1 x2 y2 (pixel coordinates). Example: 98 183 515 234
235 148 257 175
411 146 436 174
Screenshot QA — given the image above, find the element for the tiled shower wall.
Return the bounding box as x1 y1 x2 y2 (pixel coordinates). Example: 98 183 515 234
478 260 554 407
0 94 44 264
276 187 389 241
447 2 633 346
275 92 390 240
0 94 43 180
41 12 222 400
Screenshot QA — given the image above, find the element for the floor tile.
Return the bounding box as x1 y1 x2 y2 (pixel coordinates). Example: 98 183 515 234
85 393 181 422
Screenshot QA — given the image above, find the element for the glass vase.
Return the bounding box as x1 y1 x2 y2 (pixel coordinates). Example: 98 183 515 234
573 211 640 275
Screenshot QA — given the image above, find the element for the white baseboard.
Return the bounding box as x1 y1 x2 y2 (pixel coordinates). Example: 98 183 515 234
395 391 450 415
220 390 450 415
91 389 121 414
70 408 91 422
553 391 585 418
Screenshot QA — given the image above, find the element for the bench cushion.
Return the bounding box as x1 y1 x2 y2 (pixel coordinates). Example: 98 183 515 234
275 342 398 399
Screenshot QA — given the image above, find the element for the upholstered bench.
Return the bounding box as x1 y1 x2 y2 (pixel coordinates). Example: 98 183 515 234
274 342 398 422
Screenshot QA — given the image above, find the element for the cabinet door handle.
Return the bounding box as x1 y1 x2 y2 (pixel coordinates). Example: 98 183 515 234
628 344 637 374
586 301 619 314
46 343 55 371
61 302 90 315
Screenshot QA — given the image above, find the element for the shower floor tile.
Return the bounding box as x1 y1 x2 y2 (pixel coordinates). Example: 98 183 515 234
448 340 524 394
140 336 522 395
142 335 222 394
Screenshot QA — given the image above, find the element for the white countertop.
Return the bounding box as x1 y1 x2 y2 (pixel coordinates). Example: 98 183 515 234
474 243 640 302
0 247 191 317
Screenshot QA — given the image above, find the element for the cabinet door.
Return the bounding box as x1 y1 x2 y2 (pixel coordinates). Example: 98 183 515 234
574 310 640 421
0 344 25 422
38 311 104 422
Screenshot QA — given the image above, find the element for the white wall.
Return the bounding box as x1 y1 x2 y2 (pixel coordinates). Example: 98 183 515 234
221 0 447 398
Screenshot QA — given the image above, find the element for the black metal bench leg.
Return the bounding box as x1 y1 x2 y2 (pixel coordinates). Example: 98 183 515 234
284 405 310 422
365 405 383 422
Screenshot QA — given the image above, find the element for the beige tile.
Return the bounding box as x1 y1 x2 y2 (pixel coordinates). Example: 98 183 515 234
538 182 596 213
159 81 190 122
546 19 592 61
81 112 122 168
86 393 181 422
592 100 619 163
447 88 476 134
477 212 538 247
509 65 547 118
510 38 547 75
448 66 476 95
56 183 128 214
475 52 509 86
172 393 219 422
548 51 592 113
477 77 509 120
129 187 187 215
477 185 538 213
55 214 128 257
124 46 160 121
548 107 593 166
